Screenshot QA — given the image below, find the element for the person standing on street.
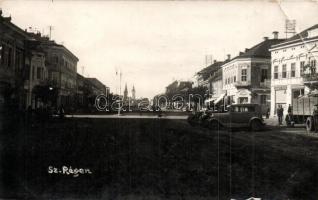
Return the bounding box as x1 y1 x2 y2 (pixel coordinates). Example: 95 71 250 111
277 105 284 125
313 104 318 132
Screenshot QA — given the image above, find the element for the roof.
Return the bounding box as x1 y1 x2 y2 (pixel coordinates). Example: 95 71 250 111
44 41 79 61
197 61 226 81
85 78 106 90
272 24 318 49
231 38 285 61
0 15 32 39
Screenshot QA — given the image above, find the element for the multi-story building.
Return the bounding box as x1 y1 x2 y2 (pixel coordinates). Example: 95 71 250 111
41 40 79 108
269 24 318 116
199 60 227 105
196 60 224 90
165 80 192 98
222 33 284 114
24 38 48 109
0 12 33 111
85 78 107 96
76 73 85 107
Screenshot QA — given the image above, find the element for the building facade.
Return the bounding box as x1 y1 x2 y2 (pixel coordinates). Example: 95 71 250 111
24 39 48 109
199 60 227 105
42 41 79 108
0 13 32 111
222 34 284 114
269 25 318 116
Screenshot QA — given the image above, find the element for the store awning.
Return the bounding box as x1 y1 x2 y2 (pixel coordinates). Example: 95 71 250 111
214 93 226 104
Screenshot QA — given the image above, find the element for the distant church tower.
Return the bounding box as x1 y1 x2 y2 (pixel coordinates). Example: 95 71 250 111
123 83 128 100
132 85 136 100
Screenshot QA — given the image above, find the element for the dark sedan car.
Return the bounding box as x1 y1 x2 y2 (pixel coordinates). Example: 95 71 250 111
188 104 265 131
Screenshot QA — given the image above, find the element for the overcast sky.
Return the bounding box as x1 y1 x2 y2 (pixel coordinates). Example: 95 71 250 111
2 0 318 98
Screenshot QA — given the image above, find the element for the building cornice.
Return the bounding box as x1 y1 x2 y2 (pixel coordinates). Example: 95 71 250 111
221 57 270 68
270 37 318 51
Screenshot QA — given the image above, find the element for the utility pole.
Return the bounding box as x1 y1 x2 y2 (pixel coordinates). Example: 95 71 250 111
118 69 123 116
48 25 54 40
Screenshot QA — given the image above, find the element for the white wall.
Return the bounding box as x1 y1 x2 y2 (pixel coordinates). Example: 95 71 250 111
270 38 318 116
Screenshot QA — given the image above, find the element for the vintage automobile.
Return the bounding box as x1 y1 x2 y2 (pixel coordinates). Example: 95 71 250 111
188 104 265 131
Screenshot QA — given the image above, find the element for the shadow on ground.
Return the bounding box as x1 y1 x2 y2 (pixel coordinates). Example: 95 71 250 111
1 115 318 199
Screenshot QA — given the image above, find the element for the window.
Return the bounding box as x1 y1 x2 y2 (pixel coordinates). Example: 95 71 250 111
311 59 317 73
260 95 267 104
54 55 59 64
291 63 296 77
261 69 268 82
32 66 35 80
282 64 287 78
234 76 236 82
233 105 255 112
293 89 304 98
241 69 247 81
37 67 42 79
52 72 58 83
300 61 305 75
274 66 278 79
238 97 248 104
8 48 12 67
0 45 2 65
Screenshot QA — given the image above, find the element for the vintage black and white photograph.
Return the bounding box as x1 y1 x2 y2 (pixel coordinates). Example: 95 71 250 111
1 0 318 199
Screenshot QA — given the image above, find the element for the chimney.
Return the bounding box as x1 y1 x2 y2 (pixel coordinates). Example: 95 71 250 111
213 59 217 64
273 31 279 39
239 52 244 56
227 54 231 60
245 48 249 52
263 36 269 41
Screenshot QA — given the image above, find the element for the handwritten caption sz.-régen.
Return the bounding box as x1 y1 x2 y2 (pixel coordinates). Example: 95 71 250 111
48 166 92 177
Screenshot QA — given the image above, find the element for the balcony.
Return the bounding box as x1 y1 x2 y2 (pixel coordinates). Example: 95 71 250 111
234 81 251 88
302 73 318 86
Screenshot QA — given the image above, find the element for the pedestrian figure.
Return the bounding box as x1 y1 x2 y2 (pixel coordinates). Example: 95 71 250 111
277 105 284 125
58 104 65 119
313 104 318 132
287 104 292 114
266 107 270 119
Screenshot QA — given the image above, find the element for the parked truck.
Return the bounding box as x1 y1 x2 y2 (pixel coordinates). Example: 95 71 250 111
291 94 318 131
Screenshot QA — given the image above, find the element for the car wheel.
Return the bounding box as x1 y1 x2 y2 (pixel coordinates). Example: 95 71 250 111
306 117 314 132
209 120 220 130
250 120 262 132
